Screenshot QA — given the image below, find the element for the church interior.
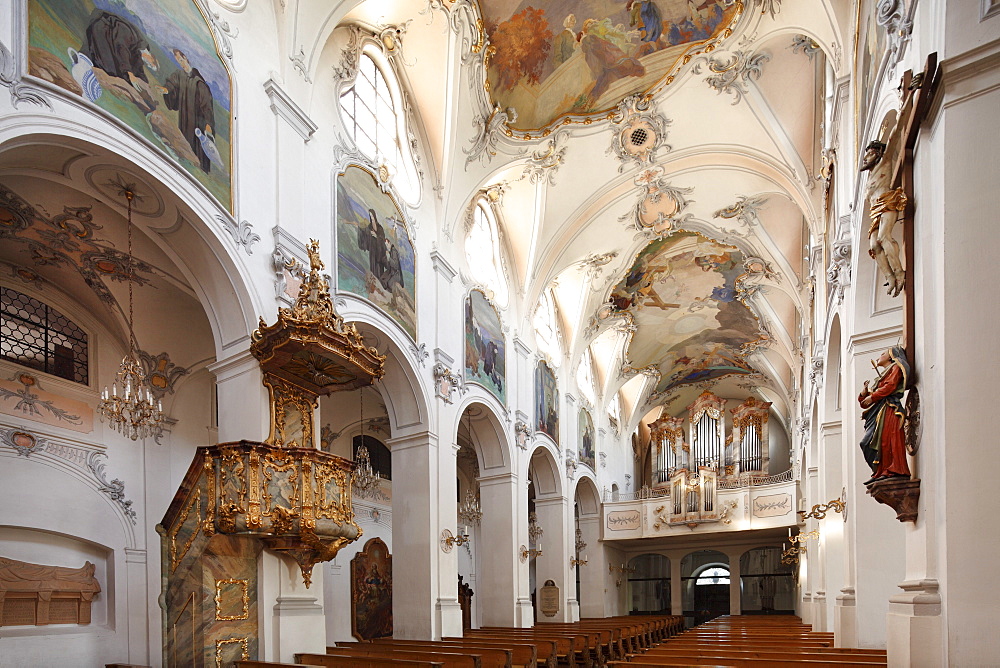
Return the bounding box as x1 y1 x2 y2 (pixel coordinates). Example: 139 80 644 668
0 0 997 666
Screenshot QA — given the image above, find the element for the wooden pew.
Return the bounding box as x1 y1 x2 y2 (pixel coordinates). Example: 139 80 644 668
626 614 886 667
330 645 508 668
244 660 442 668
637 649 886 664
357 639 528 668
615 659 882 668
471 628 593 668
299 646 502 668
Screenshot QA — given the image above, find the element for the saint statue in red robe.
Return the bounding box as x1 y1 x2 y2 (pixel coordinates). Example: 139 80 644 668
858 345 911 484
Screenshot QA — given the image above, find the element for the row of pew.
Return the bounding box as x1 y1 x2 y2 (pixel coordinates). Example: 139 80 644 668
237 615 683 668
609 615 888 667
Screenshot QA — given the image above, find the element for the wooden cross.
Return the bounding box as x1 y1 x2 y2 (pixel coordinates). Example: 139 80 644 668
894 53 940 376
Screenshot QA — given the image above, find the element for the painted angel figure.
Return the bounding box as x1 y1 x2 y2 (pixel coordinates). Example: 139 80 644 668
858 346 911 485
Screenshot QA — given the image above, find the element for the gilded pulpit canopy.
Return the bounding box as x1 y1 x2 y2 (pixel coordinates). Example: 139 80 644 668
251 239 385 449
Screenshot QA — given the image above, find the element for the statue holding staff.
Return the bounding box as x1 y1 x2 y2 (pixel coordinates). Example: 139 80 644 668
858 345 911 485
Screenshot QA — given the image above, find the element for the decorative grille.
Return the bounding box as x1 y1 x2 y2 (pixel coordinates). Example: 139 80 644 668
1 287 88 384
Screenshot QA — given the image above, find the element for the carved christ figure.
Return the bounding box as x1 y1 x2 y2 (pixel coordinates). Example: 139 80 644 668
860 88 917 297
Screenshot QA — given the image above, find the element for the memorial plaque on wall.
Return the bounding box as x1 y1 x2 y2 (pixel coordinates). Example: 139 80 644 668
539 580 559 618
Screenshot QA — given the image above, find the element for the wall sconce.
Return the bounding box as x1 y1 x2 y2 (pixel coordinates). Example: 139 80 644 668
609 563 636 575
519 544 543 562
789 529 820 544
781 543 804 564
440 529 470 553
798 497 846 521
570 555 588 567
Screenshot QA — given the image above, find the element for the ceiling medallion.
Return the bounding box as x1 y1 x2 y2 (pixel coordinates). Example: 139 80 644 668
608 95 672 172
618 166 694 236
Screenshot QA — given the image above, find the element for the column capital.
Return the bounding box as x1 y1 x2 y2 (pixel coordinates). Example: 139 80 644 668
387 430 437 452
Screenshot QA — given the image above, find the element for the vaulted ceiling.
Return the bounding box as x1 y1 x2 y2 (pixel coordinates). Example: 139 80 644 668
394 0 844 431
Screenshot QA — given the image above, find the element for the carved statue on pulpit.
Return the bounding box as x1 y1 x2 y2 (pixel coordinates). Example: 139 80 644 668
858 346 911 485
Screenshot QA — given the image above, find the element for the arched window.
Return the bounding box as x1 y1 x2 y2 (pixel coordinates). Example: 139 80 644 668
576 347 597 406
465 200 508 306
608 391 622 429
695 566 730 585
533 289 561 365
353 435 391 480
339 50 419 202
1 287 88 384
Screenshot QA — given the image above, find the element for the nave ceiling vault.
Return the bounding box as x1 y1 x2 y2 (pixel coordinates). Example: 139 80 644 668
393 0 834 430
0 0 840 443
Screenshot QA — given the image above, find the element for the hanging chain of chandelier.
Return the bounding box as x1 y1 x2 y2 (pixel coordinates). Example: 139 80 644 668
97 181 164 441
352 386 382 497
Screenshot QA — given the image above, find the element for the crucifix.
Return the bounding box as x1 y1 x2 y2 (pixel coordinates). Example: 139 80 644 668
859 52 940 371
854 55 939 521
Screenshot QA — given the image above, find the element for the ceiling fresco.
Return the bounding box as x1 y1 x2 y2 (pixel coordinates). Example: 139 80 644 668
608 231 765 396
481 0 740 131
0 181 157 308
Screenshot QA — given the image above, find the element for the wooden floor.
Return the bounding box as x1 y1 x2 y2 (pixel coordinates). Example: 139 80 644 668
237 614 888 668
610 615 888 667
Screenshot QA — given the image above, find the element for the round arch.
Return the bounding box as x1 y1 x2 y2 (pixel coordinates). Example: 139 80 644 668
573 475 601 518
526 442 562 500
348 319 430 437
0 127 261 357
454 396 512 474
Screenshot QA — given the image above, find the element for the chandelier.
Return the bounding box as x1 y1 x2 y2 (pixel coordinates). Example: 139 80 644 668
97 183 163 441
458 489 482 526
352 387 381 498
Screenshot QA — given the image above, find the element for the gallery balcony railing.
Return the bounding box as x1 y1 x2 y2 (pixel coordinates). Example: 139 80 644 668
601 469 798 538
604 468 793 501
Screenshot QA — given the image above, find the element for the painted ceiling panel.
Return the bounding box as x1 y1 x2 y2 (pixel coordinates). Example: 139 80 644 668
481 0 740 131
608 231 765 397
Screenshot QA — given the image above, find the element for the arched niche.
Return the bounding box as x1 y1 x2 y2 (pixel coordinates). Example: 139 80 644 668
681 549 730 624
455 399 511 474
0 132 259 360
626 553 671 615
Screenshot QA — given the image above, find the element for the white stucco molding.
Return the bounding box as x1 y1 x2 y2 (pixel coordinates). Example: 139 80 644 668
264 77 318 142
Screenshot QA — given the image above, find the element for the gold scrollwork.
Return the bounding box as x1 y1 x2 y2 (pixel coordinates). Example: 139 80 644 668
261 451 299 517
269 505 298 534
798 497 846 521
219 447 247 508
214 579 249 621
169 491 201 573
313 461 351 526
247 447 263 530
203 457 217 537
215 636 249 668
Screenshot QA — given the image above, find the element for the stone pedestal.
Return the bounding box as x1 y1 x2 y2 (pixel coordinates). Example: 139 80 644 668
886 579 941 668
834 586 857 648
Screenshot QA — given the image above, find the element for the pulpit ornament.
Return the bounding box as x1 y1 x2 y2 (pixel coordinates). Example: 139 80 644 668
251 239 385 449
